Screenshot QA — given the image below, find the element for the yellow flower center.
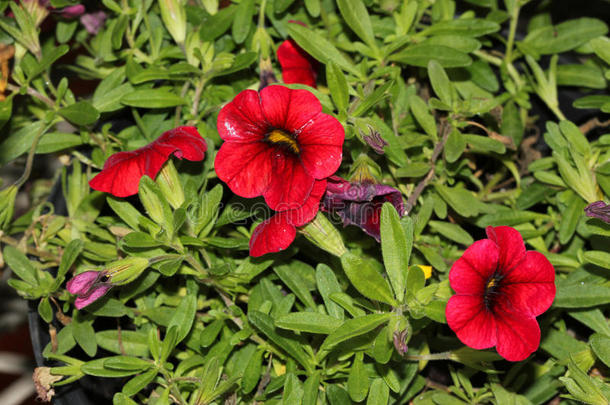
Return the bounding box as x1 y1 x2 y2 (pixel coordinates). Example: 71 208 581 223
266 129 299 154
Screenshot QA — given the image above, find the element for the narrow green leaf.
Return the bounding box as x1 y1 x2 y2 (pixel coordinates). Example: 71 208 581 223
390 44 472 67
326 62 349 111
366 378 390 405
121 89 186 108
420 18 500 37
347 353 369 402
167 293 197 344
554 282 610 308
429 221 474 245
275 312 339 334
559 191 587 244
4 246 38 285
336 0 376 49
232 0 254 44
590 334 610 367
583 251 610 269
340 252 397 305
524 18 608 55
274 263 316 309
428 60 453 106
59 101 100 126
380 203 408 302
409 95 437 139
0 121 47 165
316 264 344 320
320 313 390 353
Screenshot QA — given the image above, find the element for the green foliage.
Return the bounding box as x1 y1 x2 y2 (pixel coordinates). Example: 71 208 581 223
1 0 609 404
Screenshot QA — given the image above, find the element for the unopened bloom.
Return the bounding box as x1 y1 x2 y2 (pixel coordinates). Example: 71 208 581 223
215 85 344 211
584 201 610 223
445 226 556 361
321 176 405 241
89 126 206 197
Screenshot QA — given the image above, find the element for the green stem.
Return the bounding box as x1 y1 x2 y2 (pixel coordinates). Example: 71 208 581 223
405 351 452 361
14 122 53 188
504 2 520 63
258 0 267 27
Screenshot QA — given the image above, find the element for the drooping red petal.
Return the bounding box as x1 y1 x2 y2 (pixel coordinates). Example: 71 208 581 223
249 213 297 257
486 226 526 273
217 90 268 143
214 141 274 198
449 239 499 295
297 113 344 179
263 153 315 211
89 126 206 197
445 295 497 350
282 179 326 227
502 251 556 317
493 300 541 361
277 39 317 88
259 85 321 134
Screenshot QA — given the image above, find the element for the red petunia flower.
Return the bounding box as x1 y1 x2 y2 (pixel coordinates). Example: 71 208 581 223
249 179 326 257
445 226 556 362
215 85 344 211
89 126 206 197
321 176 405 241
277 39 318 88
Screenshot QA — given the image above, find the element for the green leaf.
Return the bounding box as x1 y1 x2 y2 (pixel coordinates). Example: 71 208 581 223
590 36 610 64
336 0 377 49
104 356 152 371
248 311 313 372
380 203 408 302
428 60 453 106
81 358 144 378
122 368 157 397
428 220 474 245
232 0 254 44
274 262 316 309
340 252 397 305
121 89 186 108
366 378 390 405
573 95 610 110
36 132 83 154
583 251 610 270
590 334 610 367
38 297 53 323
274 0 297 13
347 353 369 402
73 314 97 357
554 282 610 308
59 101 100 126
559 120 591 156
316 264 344 320
463 134 505 154
319 313 390 354
275 312 339 334
569 309 610 336
326 62 349 112
421 35 481 54
559 191 587 244
557 64 606 89
523 18 608 55
420 18 500 37
0 121 47 165
96 330 149 357
167 293 197 344
409 94 437 139
303 371 321 405
4 246 38 285
475 210 545 227
390 44 472 67
287 23 362 78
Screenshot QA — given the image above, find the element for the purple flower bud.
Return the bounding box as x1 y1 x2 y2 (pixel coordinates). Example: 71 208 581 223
321 176 405 241
66 270 112 309
585 201 610 223
55 4 85 19
393 329 408 356
362 129 388 155
80 11 107 35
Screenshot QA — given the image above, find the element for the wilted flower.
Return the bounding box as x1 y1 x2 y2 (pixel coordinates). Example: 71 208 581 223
89 126 206 197
362 129 388 155
66 270 113 309
584 201 610 223
445 226 556 361
80 10 106 34
321 176 405 241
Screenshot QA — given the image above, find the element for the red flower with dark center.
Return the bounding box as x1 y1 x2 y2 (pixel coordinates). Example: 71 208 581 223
321 176 405 241
250 179 326 257
277 39 318 88
89 126 206 197
445 226 556 361
215 85 344 211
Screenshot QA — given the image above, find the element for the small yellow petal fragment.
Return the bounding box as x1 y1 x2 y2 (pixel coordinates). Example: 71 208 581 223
418 265 432 279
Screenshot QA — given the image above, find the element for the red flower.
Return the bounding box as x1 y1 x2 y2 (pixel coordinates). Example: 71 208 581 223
89 126 206 197
250 179 326 257
277 39 318 88
215 85 344 211
445 226 556 361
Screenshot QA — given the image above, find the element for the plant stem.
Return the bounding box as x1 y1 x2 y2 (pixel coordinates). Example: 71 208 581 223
14 122 53 188
405 120 451 213
6 83 55 108
405 351 452 361
504 2 520 64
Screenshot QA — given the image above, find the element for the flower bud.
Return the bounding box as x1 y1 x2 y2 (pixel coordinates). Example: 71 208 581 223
158 0 186 45
103 257 149 285
299 213 347 257
156 161 185 209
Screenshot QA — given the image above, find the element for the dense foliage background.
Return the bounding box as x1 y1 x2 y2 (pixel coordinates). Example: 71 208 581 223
0 0 609 404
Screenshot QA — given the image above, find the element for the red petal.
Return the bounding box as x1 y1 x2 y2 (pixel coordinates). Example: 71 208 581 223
486 226 526 273
297 113 344 179
249 213 296 257
502 251 556 317
278 39 317 88
217 89 268 143
260 85 321 134
282 68 317 88
214 141 273 198
445 295 497 350
282 179 326 226
494 300 541 361
449 239 499 295
89 126 206 197
263 153 315 211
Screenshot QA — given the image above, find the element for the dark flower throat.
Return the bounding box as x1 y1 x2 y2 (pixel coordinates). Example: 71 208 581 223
265 129 300 154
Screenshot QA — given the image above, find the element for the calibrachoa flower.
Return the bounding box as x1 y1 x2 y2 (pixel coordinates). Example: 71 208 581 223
89 126 206 197
321 176 405 241
215 85 344 211
584 201 610 223
250 179 326 257
277 38 318 88
80 10 106 34
445 226 556 362
66 270 113 309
